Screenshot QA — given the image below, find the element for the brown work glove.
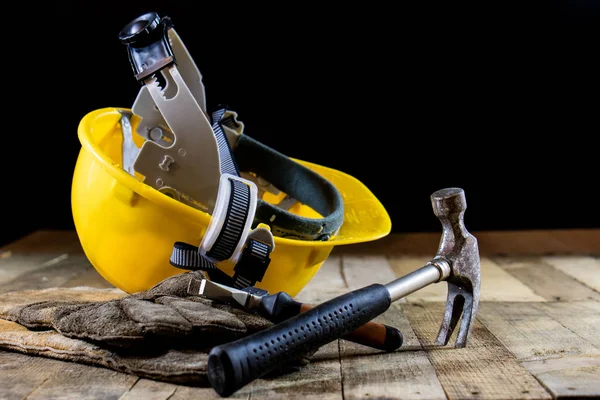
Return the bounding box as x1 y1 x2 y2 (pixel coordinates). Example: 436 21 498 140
0 271 308 385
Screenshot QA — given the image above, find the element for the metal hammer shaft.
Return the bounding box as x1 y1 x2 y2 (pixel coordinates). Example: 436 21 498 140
385 259 451 302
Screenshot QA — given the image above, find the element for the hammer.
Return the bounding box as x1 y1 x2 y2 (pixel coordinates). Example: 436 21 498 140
207 187 481 397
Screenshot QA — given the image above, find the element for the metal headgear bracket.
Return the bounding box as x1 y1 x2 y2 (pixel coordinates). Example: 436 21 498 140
119 12 221 213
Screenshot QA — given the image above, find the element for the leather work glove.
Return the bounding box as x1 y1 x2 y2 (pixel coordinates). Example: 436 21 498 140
0 271 307 385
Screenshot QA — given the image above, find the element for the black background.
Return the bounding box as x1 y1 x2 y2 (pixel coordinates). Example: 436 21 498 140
2 1 599 247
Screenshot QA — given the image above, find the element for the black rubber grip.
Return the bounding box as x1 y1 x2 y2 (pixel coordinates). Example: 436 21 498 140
257 292 303 322
383 325 404 351
207 284 391 397
258 292 403 351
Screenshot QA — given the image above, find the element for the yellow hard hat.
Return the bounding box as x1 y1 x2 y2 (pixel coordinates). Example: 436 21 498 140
71 12 391 297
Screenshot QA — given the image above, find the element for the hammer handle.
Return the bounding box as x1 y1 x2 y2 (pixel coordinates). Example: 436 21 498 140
208 284 391 397
259 292 402 352
301 304 401 351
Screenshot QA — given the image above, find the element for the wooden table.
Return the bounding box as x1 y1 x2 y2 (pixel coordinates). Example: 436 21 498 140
1 229 599 399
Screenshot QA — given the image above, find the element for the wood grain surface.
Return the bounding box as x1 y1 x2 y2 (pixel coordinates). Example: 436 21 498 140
0 229 599 399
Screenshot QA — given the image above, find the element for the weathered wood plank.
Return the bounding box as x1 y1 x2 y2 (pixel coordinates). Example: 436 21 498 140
244 356 343 400
0 253 68 286
0 230 83 255
477 302 600 361
26 360 138 400
522 356 600 398
578 300 600 313
0 349 139 400
63 266 114 289
0 230 96 293
477 302 600 398
389 256 547 302
0 350 67 400
493 256 600 301
119 379 179 400
339 304 447 400
339 255 447 400
164 348 344 400
544 229 600 255
340 255 398 288
468 258 546 302
333 229 600 257
167 385 236 399
541 256 600 292
0 254 113 294
1 229 597 400
6 229 600 259
536 301 600 350
476 230 600 256
296 256 347 304
402 302 551 399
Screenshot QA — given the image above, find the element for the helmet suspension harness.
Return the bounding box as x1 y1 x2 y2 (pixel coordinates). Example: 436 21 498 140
118 13 344 290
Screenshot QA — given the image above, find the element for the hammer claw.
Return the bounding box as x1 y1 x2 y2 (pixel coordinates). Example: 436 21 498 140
435 282 464 346
435 282 478 347
455 289 475 348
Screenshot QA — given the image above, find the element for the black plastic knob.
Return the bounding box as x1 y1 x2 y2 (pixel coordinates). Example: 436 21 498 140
118 12 175 82
118 12 161 45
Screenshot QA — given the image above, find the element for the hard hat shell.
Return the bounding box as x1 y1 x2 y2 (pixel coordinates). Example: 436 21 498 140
72 107 392 296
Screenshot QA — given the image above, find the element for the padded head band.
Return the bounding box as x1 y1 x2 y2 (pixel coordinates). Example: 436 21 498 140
233 135 344 240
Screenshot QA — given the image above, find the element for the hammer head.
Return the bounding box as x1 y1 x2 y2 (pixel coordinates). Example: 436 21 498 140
430 188 480 348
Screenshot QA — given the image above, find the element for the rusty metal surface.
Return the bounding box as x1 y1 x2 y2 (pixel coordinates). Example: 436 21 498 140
430 188 481 348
